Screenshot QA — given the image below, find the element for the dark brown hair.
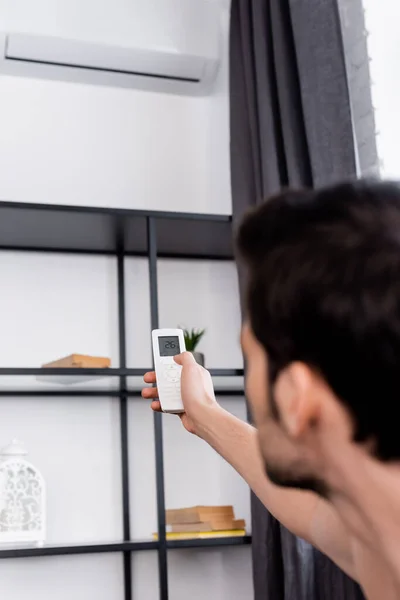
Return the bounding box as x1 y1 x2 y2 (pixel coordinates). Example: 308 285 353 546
237 180 400 460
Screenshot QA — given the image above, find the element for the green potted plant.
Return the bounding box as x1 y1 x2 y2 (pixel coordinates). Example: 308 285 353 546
181 327 206 366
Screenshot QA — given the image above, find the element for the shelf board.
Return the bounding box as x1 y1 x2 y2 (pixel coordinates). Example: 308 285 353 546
167 535 252 550
0 368 146 377
0 536 252 559
209 369 244 377
0 540 157 560
0 201 234 259
0 368 244 377
0 368 245 395
0 389 245 397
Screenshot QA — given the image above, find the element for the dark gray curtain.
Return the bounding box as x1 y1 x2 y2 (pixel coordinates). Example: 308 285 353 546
230 0 364 599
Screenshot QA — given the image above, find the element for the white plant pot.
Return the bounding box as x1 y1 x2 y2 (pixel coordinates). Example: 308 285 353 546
192 352 205 367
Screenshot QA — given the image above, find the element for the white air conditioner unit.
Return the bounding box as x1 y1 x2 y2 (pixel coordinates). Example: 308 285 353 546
0 1 221 96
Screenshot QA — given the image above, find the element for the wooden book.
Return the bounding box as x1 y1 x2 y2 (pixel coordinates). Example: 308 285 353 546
154 529 246 541
170 519 245 533
166 505 235 525
42 354 111 369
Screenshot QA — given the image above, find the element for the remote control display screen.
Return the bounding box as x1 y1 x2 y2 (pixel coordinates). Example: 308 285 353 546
158 336 180 357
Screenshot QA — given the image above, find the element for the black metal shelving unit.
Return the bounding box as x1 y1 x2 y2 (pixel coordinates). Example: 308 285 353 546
0 201 251 600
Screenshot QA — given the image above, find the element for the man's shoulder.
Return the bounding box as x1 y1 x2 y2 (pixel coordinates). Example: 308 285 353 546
311 502 398 598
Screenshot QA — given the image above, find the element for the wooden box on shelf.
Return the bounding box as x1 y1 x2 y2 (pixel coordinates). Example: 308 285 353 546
42 354 111 369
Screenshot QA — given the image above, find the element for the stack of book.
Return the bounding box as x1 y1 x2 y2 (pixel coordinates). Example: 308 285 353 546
153 505 246 540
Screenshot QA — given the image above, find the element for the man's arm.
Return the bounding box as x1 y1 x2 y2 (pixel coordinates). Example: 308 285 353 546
142 357 355 580
198 404 355 579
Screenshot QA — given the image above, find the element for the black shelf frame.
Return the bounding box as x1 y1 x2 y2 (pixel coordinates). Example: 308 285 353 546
0 535 252 560
0 201 250 600
0 367 243 377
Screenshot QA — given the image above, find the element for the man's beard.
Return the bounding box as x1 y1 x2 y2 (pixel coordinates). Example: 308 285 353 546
265 463 329 498
264 387 329 499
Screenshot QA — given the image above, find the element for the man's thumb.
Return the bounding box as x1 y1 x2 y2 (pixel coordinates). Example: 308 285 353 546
174 352 196 367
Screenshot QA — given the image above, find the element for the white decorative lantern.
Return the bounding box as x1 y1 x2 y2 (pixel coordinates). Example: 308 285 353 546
0 440 46 545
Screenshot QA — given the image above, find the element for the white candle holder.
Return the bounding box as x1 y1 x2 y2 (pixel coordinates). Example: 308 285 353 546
0 440 46 546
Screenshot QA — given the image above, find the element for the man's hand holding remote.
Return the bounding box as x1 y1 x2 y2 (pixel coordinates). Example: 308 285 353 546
142 351 220 436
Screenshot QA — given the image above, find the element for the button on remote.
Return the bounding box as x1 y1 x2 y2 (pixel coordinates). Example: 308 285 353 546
165 369 178 380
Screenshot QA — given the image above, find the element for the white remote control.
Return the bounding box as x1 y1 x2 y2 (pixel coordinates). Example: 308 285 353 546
151 328 186 414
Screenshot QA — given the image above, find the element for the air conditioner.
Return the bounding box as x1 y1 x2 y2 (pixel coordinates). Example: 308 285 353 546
0 1 221 96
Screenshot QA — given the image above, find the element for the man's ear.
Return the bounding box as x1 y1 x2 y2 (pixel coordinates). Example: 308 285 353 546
274 362 320 439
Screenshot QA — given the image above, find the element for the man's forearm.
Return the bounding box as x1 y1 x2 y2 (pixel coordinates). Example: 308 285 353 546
196 404 319 541
197 405 269 500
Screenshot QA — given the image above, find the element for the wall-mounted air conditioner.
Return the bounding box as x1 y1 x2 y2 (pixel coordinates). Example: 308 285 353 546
0 0 221 95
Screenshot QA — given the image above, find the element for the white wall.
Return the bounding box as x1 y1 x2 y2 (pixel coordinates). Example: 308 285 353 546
0 2 252 598
362 0 400 179
0 0 232 215
0 554 125 600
